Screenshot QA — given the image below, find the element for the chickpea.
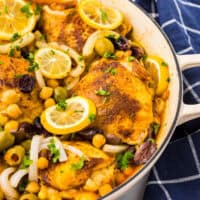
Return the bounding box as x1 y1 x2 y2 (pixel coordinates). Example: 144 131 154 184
123 166 134 176
6 104 22 119
25 181 40 193
47 79 59 88
75 192 98 200
19 193 38 200
40 87 53 100
4 120 19 132
92 134 106 149
99 184 112 196
38 185 48 199
37 157 49 169
44 98 56 108
94 37 114 57
1 90 20 105
0 114 8 126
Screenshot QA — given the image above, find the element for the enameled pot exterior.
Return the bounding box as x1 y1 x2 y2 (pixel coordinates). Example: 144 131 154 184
96 1 200 200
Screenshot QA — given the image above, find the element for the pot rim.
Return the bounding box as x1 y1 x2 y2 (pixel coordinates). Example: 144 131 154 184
102 1 183 199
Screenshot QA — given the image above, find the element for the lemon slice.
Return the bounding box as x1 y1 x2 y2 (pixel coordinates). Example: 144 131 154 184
0 0 36 40
35 48 72 79
145 56 170 96
41 96 97 135
78 0 123 30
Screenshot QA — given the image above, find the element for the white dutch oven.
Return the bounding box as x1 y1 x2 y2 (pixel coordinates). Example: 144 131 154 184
99 0 200 200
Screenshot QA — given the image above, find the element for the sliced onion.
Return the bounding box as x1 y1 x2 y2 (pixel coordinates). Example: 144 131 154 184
35 70 46 88
49 42 86 77
0 167 19 200
82 30 120 57
64 76 80 90
0 32 35 54
64 145 84 157
29 135 43 182
10 169 28 188
43 5 66 17
102 144 128 153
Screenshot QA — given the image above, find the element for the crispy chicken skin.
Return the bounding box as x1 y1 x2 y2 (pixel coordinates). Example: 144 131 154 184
73 59 154 145
39 142 114 190
0 55 43 122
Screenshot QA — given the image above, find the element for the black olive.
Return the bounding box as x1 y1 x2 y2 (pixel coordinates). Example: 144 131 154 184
131 45 145 60
18 122 36 133
134 141 157 165
21 48 30 60
108 36 131 51
18 74 35 93
106 134 122 145
77 128 104 140
33 117 43 130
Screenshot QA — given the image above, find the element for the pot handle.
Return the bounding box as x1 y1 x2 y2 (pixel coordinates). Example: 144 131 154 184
177 54 200 125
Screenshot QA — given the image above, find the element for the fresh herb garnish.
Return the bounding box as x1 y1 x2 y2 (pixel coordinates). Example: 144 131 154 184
50 50 55 55
105 67 116 75
18 179 29 192
152 122 160 135
21 155 33 169
47 139 60 163
35 4 42 15
116 151 134 170
28 62 39 72
11 32 21 42
71 156 85 170
4 5 9 14
0 61 3 65
28 52 34 63
15 74 23 79
106 34 120 41
161 61 168 67
78 55 84 62
74 110 84 113
167 77 171 82
128 56 135 62
88 114 96 123
20 3 33 18
0 126 3 132
148 138 155 143
95 88 110 96
56 99 67 111
40 34 46 41
103 52 117 60
64 49 69 54
100 9 108 22
142 54 147 61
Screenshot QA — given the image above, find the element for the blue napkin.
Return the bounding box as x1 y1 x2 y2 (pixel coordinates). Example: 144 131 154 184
133 0 200 199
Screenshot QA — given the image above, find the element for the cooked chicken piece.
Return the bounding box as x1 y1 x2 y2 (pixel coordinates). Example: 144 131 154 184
39 142 114 190
0 55 43 122
73 58 154 145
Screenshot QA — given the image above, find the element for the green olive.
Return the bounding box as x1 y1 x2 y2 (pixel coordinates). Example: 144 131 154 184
54 87 68 102
0 131 15 152
4 145 25 166
19 193 38 200
94 37 114 56
21 140 31 152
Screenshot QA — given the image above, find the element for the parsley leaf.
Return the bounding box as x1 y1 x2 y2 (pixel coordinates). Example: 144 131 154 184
28 62 39 72
100 9 108 22
47 139 60 163
148 138 155 143
4 5 9 14
116 151 134 170
161 61 168 67
21 155 33 169
167 77 171 82
18 178 29 192
35 4 42 15
11 32 21 42
103 52 117 60
28 52 34 63
95 88 110 96
128 56 135 62
20 3 33 18
152 122 160 135
0 126 3 132
71 156 85 170
0 61 3 65
88 114 96 123
105 67 116 75
78 55 84 62
56 99 67 111
15 74 23 79
50 50 55 55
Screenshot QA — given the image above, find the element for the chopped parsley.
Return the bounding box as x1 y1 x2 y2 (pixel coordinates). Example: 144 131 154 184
56 99 67 111
35 4 42 15
64 48 69 54
161 61 168 67
47 139 60 163
0 61 3 65
152 122 160 135
78 55 84 62
128 56 135 62
71 156 85 170
4 5 9 14
28 62 39 72
11 32 21 42
40 34 46 41
18 179 29 192
100 9 108 22
20 3 33 18
15 74 23 79
103 52 117 60
116 151 134 170
9 46 20 57
28 52 34 63
74 110 84 113
50 50 55 55
105 67 116 75
0 126 3 132
148 138 155 143
21 155 33 169
95 88 110 96
106 34 120 41
88 114 96 123
167 77 171 82
142 54 147 61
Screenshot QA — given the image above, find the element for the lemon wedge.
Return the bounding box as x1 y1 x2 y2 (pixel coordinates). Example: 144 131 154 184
145 56 170 96
0 0 36 40
41 96 97 135
35 48 72 79
78 0 123 30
